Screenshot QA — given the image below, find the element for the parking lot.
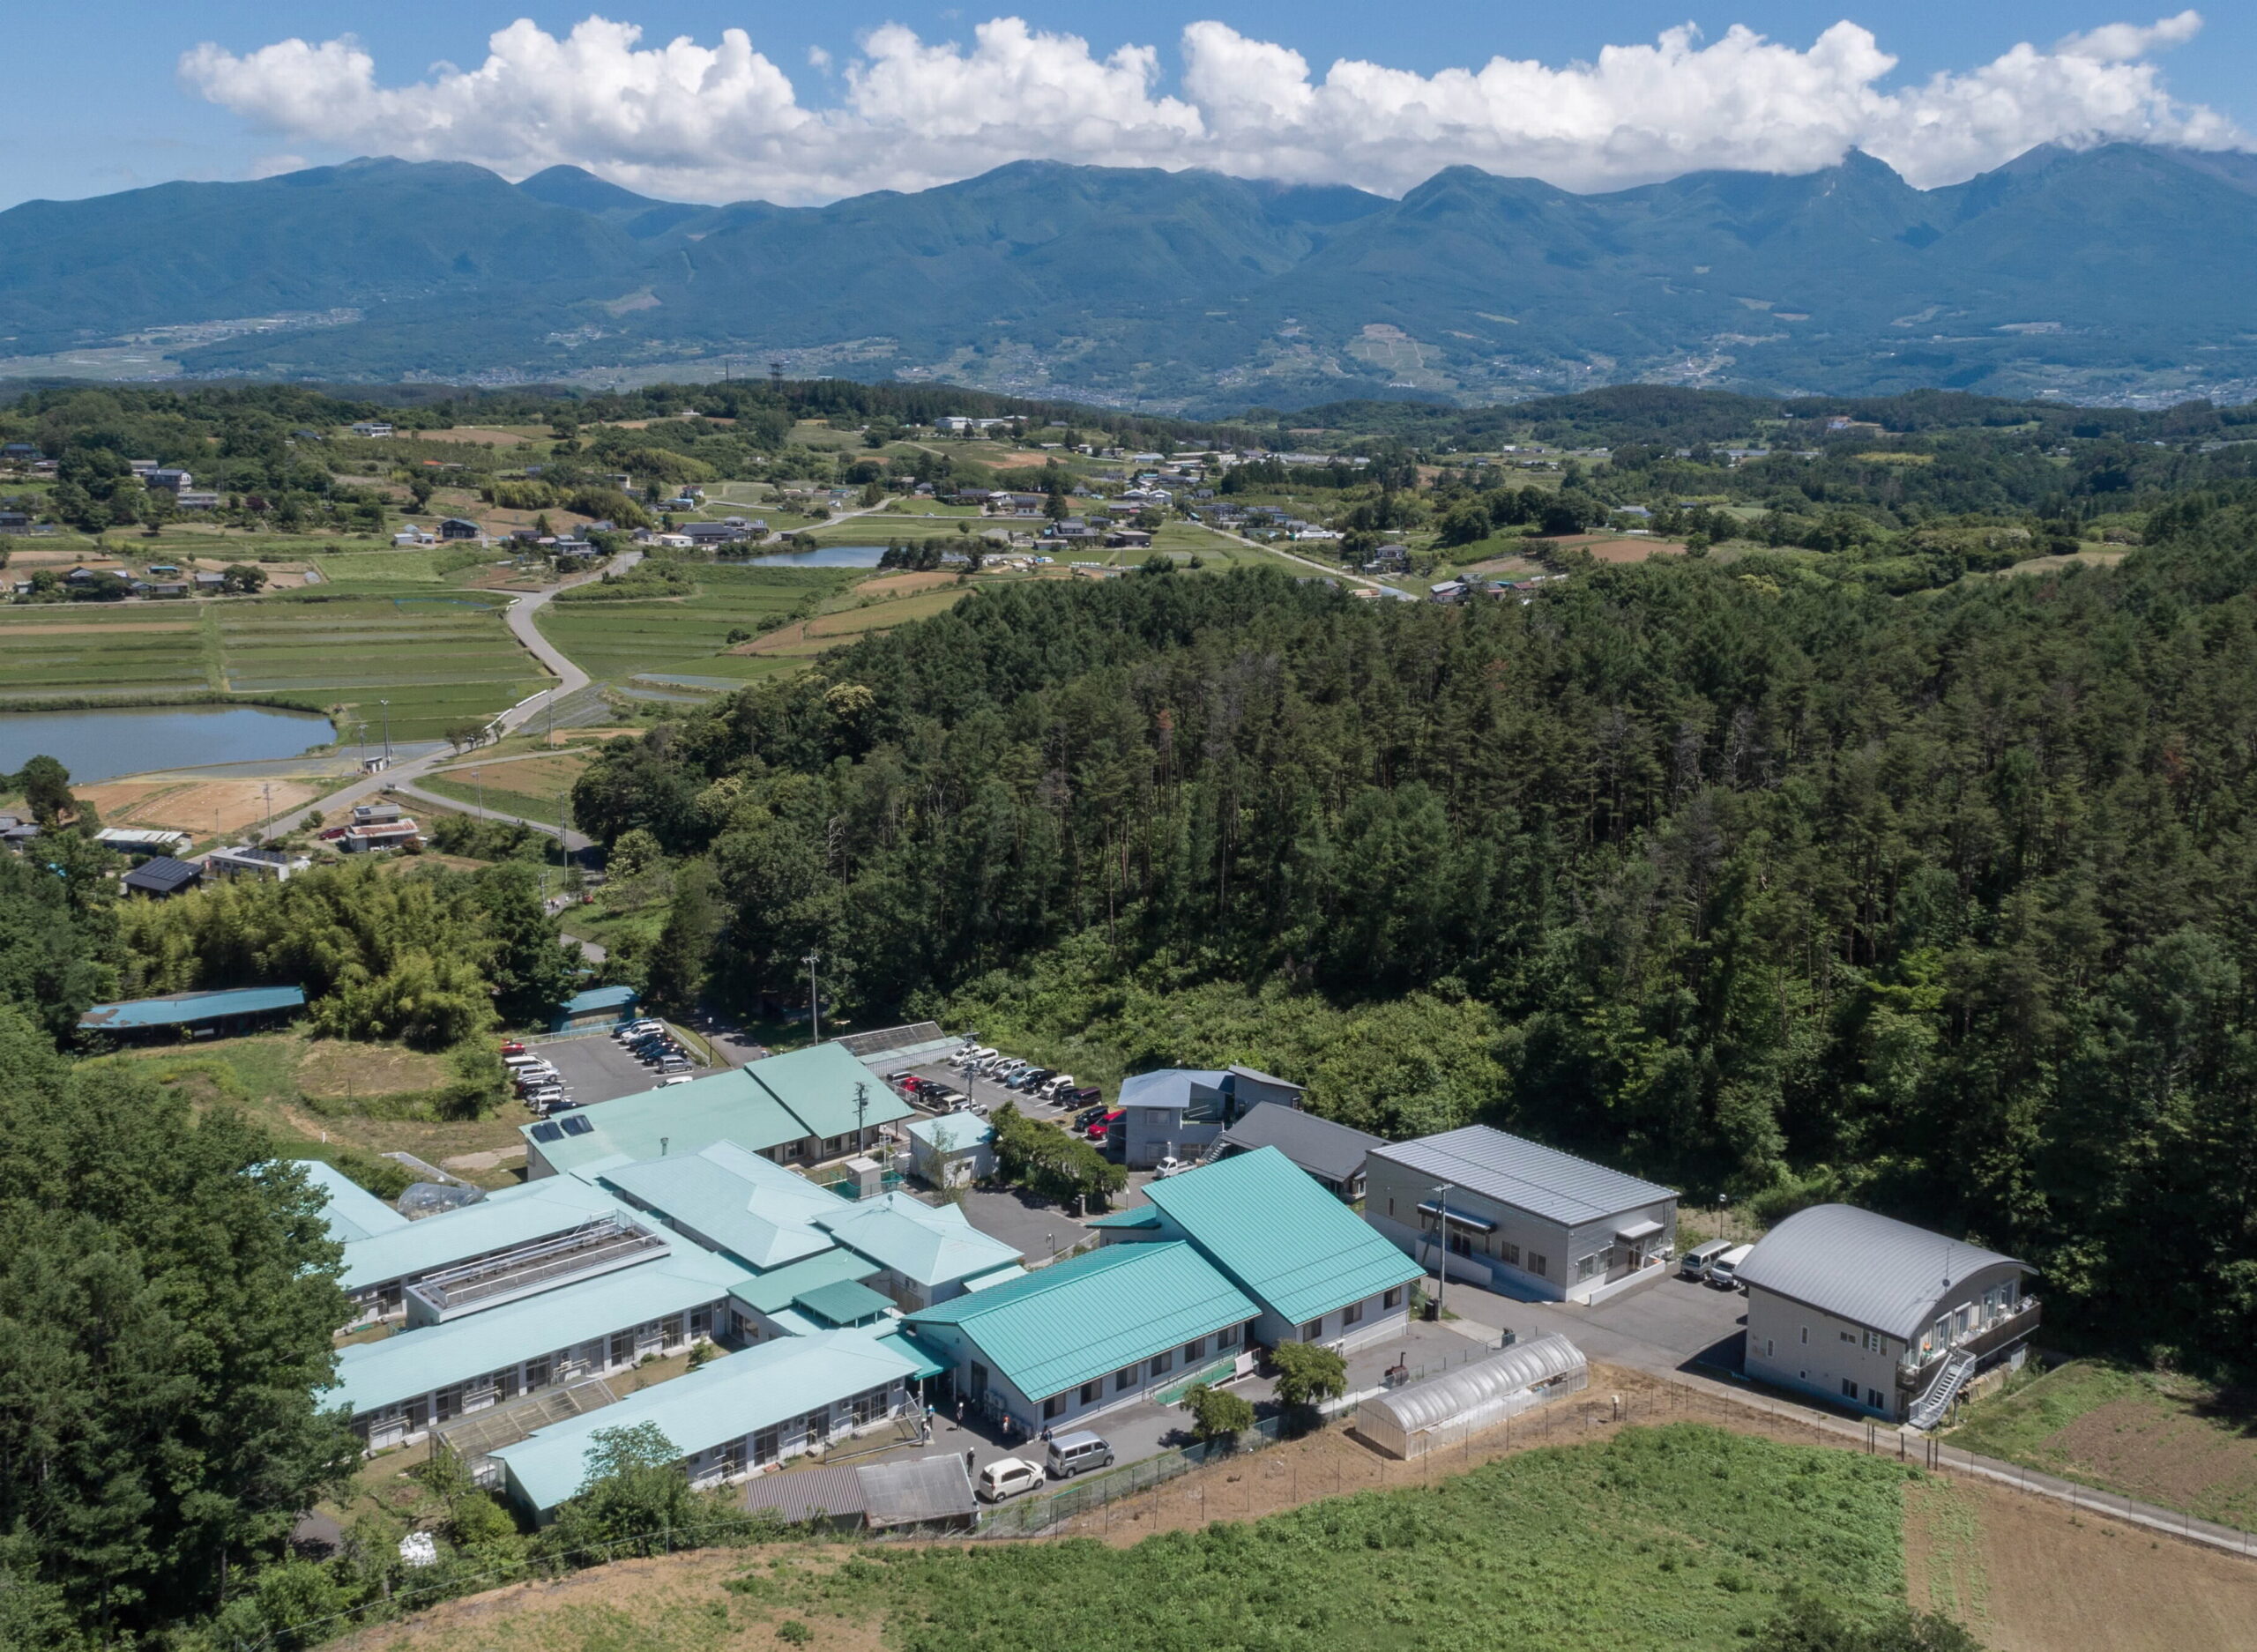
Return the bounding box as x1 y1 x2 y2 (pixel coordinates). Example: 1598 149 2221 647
887 1054 1099 1130
518 1024 720 1112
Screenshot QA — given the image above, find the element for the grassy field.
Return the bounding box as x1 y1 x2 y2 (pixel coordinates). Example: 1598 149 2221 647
422 750 596 826
1949 1360 2257 1532
533 564 849 686
739 577 972 658
0 606 213 697
216 597 547 741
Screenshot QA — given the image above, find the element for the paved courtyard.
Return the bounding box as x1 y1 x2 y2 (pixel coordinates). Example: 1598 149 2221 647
1418 1264 1750 1380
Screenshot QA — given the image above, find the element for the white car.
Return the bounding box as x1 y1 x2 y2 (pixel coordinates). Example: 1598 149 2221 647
1152 1157 1186 1179
655 1074 696 1088
1038 1075 1076 1101
976 1457 1045 1502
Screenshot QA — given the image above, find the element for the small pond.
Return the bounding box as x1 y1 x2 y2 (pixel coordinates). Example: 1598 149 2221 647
0 704 333 785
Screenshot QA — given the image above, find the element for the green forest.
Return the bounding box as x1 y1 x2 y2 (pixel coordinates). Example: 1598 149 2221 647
572 501 2257 1378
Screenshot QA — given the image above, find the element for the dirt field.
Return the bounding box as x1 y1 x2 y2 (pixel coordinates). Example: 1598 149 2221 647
80 777 324 834
739 587 968 657
430 750 591 796
414 427 537 446
1553 534 1691 562
295 1040 450 1103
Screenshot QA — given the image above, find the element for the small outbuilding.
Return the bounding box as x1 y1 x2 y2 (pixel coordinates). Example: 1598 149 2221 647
550 984 639 1031
1214 1102 1381 1201
78 985 306 1041
904 1112 995 1188
1353 1333 1588 1460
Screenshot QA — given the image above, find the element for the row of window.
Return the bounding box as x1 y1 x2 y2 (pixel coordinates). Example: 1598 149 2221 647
1042 1325 1247 1418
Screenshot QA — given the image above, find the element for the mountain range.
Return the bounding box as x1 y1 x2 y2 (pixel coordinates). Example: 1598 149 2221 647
4 144 2256 413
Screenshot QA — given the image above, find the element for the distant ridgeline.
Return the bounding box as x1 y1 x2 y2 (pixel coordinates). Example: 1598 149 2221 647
4 145 2257 408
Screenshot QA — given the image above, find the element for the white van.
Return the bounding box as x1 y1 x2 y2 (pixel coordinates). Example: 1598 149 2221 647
1705 1244 1754 1291
1044 1431 1114 1479
977 1457 1044 1502
1680 1239 1732 1281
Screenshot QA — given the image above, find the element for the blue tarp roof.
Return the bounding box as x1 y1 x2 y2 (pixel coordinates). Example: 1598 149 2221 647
78 985 307 1031
560 985 638 1015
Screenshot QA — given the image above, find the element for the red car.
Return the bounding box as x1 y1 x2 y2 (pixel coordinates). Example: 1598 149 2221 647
499 1040 525 1056
1086 1109 1124 1142
318 825 349 840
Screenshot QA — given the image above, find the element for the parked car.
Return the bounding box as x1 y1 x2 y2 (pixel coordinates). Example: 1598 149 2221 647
656 1074 696 1088
1068 1086 1102 1108
1073 1105 1107 1128
1678 1239 1732 1281
614 1020 663 1039
1704 1244 1754 1291
976 1457 1045 1502
1037 1075 1076 1101
1152 1157 1186 1179
1006 1068 1051 1091
1045 1432 1114 1479
499 1040 525 1056
949 1046 995 1069
318 826 349 840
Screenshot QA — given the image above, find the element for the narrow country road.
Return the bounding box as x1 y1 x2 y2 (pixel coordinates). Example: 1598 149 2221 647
252 549 639 845
388 780 594 852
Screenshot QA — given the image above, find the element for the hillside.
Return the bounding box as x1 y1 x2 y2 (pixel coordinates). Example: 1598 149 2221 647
5 145 2257 407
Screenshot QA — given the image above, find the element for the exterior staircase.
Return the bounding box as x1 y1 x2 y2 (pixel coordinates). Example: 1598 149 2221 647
1907 1350 1978 1432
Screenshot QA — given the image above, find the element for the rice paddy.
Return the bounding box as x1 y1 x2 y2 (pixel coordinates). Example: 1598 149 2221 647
532 563 849 686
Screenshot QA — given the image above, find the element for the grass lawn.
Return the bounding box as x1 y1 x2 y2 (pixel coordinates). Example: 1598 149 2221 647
1949 1360 2257 1532
533 564 849 685
423 749 596 826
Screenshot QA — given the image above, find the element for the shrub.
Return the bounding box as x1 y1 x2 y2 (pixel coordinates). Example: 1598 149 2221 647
1269 1341 1346 1415
1181 1381 1255 1444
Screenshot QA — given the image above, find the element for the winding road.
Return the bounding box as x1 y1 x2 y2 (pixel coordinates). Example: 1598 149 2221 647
251 549 640 847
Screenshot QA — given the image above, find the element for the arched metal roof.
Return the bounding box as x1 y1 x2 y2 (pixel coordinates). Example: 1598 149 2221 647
1360 1333 1587 1437
1735 1204 2025 1342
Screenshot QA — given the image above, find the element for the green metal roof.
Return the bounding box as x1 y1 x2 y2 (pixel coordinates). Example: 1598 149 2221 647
339 1179 637 1291
492 1327 927 1513
730 1246 883 1315
559 985 637 1016
297 1160 409 1245
875 1329 948 1380
1085 1205 1163 1230
793 1277 898 1326
1136 1146 1421 1325
600 1142 838 1269
519 1043 912 1174
819 1194 1023 1290
904 1112 993 1155
331 1245 755 1417
80 985 305 1030
903 1242 1255 1403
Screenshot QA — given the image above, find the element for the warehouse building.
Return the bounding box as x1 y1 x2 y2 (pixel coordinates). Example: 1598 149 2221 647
78 984 306 1042
1363 1125 1679 1305
902 1242 1256 1437
522 1042 912 1179
490 1325 937 1522
1737 1204 2037 1428
1093 1146 1419 1351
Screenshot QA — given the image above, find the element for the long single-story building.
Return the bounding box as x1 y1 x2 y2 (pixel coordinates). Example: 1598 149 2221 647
331 1243 751 1450
1363 1125 1679 1305
335 1178 653 1323
552 984 638 1031
522 1042 913 1179
1213 1102 1382 1201
299 1159 412 1245
490 1325 937 1521
1737 1204 2037 1427
1093 1146 1419 1351
1114 1064 1304 1169
902 1241 1257 1437
78 984 307 1042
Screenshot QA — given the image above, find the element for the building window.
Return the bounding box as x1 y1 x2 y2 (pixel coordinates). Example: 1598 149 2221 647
824 1135 844 1153
608 1331 633 1366
1116 1366 1138 1392
1300 1319 1324 1341
525 1355 551 1389
1501 1243 1521 1267
1839 1329 1855 1343
1342 1301 1364 1327
1528 1254 1547 1277
1044 1394 1068 1420
1217 1324 1240 1349
722 1438 746 1474
1383 1286 1404 1311
1388 1198 1396 1217
1150 1349 1173 1376
1763 1338 1774 1358
783 1142 802 1159
1575 1254 1600 1282
435 1386 462 1423
1802 1327 1810 1344
1184 1337 1206 1362
690 1306 711 1338
1868 1388 1886 1410
755 1427 780 1464
1081 1380 1100 1404
660 1315 683 1345
1842 1378 1858 1400
1448 1232 1472 1258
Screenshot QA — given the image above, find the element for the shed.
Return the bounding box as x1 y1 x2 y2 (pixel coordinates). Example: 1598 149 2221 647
741 1464 868 1528
78 984 305 1040
856 1455 977 1531
904 1112 995 1188
1353 1334 1588 1460
551 984 638 1031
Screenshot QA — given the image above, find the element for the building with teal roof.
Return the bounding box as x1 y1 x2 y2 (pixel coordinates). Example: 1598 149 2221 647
816 1194 1023 1308
297 1160 410 1246
903 1241 1256 1436
337 1177 647 1321
902 1111 995 1187
1119 1146 1420 1351
490 1327 934 1520
522 1041 912 1179
331 1242 753 1451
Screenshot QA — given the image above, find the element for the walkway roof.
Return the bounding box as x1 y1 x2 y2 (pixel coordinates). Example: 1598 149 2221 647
338 1178 637 1292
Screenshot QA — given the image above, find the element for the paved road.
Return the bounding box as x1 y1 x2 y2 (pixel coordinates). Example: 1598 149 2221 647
249 550 638 845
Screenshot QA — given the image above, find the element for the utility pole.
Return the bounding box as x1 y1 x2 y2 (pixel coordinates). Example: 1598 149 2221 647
473 767 482 819
1432 1182 1452 1318
803 952 821 1043
260 781 272 840
546 685 555 745
379 698 391 763
356 719 367 769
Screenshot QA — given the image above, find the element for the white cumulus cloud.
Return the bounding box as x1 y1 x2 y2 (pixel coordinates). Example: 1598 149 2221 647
179 11 2244 205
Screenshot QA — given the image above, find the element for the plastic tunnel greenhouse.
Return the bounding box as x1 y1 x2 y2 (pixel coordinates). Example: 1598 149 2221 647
1353 1333 1589 1460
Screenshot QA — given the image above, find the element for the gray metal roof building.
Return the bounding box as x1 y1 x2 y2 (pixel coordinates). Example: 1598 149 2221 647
1369 1126 1677 1226
1216 1102 1381 1196
1735 1204 2026 1343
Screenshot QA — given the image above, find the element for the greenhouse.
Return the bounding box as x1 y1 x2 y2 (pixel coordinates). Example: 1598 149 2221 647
1354 1333 1589 1460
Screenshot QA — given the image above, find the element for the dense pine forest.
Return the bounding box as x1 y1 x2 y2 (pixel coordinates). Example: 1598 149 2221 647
575 507 2257 1377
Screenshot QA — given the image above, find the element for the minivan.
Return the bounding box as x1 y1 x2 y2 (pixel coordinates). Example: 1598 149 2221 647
1679 1239 1732 1281
1045 1431 1114 1479
976 1457 1044 1502
1704 1243 1754 1290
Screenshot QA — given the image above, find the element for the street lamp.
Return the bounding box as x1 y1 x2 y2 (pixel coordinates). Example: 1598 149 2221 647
803 952 822 1043
1431 1182 1453 1318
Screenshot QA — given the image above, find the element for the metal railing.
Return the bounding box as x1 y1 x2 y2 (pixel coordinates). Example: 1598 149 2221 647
412 1219 667 1313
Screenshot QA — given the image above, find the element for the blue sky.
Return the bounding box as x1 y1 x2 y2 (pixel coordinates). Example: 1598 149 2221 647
4 3 2248 207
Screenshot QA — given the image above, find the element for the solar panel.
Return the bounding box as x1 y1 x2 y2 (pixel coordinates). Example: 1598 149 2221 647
530 1121 563 1142
560 1114 594 1136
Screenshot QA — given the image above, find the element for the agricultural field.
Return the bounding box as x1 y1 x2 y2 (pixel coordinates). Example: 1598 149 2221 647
78 775 327 837
533 563 848 687
1949 1360 2257 1533
215 597 548 742
737 577 972 659
421 749 596 827
0 606 213 698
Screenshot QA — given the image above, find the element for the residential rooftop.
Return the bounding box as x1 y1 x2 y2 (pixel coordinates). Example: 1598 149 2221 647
1216 1102 1382 1187
1370 1125 1678 1227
